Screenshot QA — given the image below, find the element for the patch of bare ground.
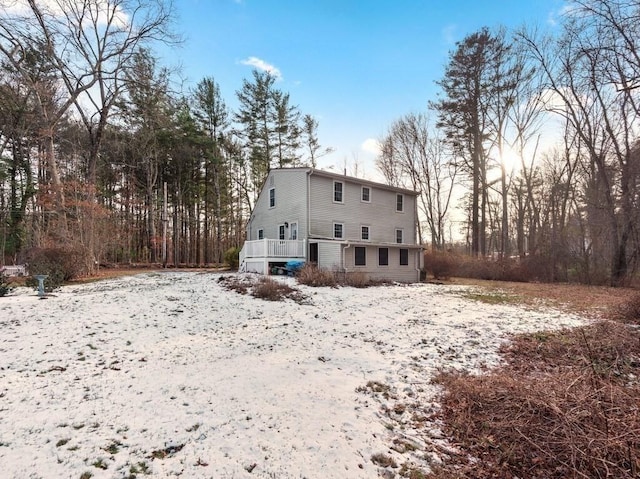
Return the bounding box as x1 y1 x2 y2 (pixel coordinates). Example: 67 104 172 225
424 280 640 479
449 277 636 319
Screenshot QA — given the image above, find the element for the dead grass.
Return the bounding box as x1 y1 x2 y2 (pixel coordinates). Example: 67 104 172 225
427 318 640 479
449 277 635 319
218 275 310 304
295 264 338 287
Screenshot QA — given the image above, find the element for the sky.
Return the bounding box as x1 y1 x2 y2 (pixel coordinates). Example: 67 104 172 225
161 0 567 180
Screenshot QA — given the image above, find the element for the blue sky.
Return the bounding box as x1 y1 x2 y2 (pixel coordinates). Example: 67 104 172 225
164 0 566 179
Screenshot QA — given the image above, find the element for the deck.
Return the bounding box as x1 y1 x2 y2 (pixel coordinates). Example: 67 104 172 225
239 239 306 274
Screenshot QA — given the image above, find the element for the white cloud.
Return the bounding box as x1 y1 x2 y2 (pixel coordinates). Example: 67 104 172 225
1 0 129 30
240 56 282 80
361 138 381 156
441 24 457 45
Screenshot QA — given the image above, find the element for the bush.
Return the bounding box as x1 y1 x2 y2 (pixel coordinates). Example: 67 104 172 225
612 292 640 324
429 321 640 479
423 251 457 280
0 272 12 297
295 264 337 287
344 271 370 288
24 247 89 292
252 277 295 301
224 246 241 270
26 248 89 292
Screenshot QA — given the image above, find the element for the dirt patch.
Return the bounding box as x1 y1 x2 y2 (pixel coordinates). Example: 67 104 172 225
449 277 635 319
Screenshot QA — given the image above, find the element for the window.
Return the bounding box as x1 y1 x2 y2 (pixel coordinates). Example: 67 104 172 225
361 186 370 202
361 225 370 241
396 194 404 212
396 229 404 244
400 248 409 266
355 247 366 266
334 181 344 203
269 188 275 208
333 223 344 239
378 247 389 266
290 222 298 240
257 229 264 240
279 224 285 240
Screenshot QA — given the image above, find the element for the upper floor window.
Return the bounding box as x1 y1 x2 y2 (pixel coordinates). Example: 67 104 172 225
378 247 389 266
333 223 344 239
269 188 276 208
396 194 404 212
361 186 370 202
290 222 298 240
361 225 370 241
279 224 286 240
258 228 264 240
355 247 366 266
395 228 404 244
334 181 344 203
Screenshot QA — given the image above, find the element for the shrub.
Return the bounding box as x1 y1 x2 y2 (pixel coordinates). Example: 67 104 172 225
0 271 12 297
344 271 370 288
612 292 640 325
25 247 89 291
429 321 640 479
250 277 309 303
224 246 241 270
423 251 457 280
296 264 337 287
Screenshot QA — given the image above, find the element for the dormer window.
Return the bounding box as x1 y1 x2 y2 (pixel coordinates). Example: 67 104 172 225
396 194 404 212
361 186 370 202
334 181 344 203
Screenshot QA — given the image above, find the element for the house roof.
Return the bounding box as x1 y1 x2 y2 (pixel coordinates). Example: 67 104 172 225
268 167 420 196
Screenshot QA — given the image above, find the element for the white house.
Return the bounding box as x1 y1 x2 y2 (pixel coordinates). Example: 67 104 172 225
239 167 423 283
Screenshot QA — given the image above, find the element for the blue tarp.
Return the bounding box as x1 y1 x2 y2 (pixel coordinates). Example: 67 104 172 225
285 260 305 272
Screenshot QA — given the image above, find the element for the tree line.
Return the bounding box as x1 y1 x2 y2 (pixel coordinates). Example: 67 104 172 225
1 0 638 287
379 0 640 286
0 0 329 272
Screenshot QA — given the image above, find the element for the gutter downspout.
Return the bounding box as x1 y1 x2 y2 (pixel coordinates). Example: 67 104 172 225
307 169 313 261
342 242 351 277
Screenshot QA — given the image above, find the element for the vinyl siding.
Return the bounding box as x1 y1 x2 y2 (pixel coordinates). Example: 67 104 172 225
309 174 417 244
317 241 342 270
345 245 420 282
248 169 309 240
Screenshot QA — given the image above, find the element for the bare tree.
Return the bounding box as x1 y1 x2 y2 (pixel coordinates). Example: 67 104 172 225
0 0 176 264
378 113 458 249
519 0 640 285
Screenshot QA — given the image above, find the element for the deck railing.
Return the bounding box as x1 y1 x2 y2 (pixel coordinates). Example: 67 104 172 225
240 239 306 259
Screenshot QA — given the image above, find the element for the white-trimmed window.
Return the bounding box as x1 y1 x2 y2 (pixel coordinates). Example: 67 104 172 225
395 228 404 244
290 222 298 240
396 193 404 212
361 225 370 241
333 223 344 239
269 188 276 208
257 228 264 240
333 181 344 203
355 247 366 266
361 186 370 203
278 224 285 240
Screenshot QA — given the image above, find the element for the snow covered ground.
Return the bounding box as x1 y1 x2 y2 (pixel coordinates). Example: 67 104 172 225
0 272 587 478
